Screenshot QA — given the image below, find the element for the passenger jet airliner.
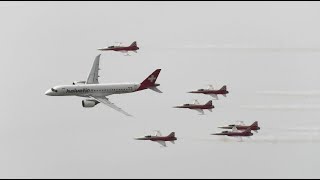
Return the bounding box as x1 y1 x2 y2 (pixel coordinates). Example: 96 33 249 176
45 54 162 116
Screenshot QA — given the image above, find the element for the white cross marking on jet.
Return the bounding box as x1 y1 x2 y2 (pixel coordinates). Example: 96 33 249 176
148 75 156 82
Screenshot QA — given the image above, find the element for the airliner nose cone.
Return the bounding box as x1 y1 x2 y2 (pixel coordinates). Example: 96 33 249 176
45 90 52 96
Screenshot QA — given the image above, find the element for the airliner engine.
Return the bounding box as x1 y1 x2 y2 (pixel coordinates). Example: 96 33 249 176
82 99 100 108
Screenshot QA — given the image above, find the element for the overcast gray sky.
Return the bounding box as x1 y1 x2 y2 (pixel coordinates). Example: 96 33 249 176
1 1 320 178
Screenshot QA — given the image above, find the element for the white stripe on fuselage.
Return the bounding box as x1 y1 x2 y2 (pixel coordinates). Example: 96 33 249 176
50 83 141 97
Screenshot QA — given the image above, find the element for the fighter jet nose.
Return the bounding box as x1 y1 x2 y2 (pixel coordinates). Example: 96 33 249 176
134 138 144 140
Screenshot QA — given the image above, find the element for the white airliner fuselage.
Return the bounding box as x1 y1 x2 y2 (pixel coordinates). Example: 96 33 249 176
45 83 141 97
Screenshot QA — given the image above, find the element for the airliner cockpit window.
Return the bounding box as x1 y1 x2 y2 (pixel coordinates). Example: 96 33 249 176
51 88 58 92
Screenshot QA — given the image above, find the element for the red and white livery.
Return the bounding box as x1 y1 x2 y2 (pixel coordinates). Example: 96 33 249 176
135 131 177 147
98 41 139 56
189 85 229 99
174 100 214 115
45 54 162 116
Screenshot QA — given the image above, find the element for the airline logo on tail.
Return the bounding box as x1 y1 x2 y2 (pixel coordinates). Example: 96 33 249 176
137 69 161 91
148 75 156 83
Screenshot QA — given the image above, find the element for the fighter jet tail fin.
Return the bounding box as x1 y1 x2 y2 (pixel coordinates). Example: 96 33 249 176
205 100 213 106
137 69 161 91
220 85 227 91
168 132 175 138
130 41 137 47
251 121 259 128
244 127 252 133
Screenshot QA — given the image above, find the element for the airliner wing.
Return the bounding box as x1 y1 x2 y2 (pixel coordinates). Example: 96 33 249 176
91 96 133 117
86 54 101 84
156 141 167 147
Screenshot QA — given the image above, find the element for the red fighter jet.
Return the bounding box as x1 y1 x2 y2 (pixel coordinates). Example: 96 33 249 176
212 127 253 141
97 41 139 56
189 85 229 100
219 121 260 133
135 131 177 147
174 100 214 115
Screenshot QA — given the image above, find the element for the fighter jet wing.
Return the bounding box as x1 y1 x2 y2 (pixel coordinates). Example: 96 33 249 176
156 141 167 147
193 100 200 105
91 96 133 117
154 130 162 137
86 54 101 84
210 94 219 100
208 85 215 90
237 121 245 126
232 126 239 132
194 109 205 115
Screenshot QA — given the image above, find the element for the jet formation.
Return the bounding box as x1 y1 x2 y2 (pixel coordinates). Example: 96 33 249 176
45 41 259 147
212 127 254 141
219 121 260 133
